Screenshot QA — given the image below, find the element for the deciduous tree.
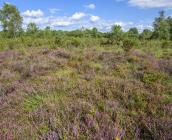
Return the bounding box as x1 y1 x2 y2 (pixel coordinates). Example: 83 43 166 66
153 11 170 40
26 23 39 35
0 3 23 38
140 29 152 40
127 27 139 39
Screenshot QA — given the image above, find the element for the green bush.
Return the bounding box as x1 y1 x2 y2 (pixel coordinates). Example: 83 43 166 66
54 36 63 46
142 71 166 85
71 37 82 47
122 38 139 51
161 40 172 48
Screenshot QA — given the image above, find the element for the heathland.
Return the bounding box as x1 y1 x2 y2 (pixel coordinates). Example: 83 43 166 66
0 3 172 140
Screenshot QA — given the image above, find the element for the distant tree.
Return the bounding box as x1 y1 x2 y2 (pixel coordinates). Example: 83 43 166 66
111 25 123 41
0 3 23 38
127 27 139 39
91 27 98 38
43 26 52 38
153 11 170 40
140 29 152 40
26 23 39 35
167 16 172 40
83 29 92 37
45 26 51 30
67 29 84 37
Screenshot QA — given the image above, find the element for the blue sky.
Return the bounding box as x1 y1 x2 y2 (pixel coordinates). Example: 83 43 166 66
1 0 172 31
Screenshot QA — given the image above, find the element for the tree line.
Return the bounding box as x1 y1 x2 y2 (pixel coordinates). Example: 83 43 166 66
0 3 172 41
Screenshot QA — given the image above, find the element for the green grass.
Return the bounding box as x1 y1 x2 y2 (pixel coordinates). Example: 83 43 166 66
89 61 103 70
23 91 66 112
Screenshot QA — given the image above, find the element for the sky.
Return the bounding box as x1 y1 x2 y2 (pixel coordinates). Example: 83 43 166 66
0 0 172 31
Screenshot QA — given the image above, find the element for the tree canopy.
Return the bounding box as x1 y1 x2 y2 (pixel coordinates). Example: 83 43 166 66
0 3 23 38
0 4 172 41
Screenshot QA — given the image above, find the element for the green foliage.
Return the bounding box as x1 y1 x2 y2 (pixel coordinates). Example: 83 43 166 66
70 37 83 47
153 11 171 40
23 94 45 112
26 22 39 36
54 36 63 46
23 91 66 112
122 38 139 52
140 29 152 40
167 16 172 40
67 29 84 37
127 27 139 39
161 40 172 48
0 3 23 38
111 25 123 42
142 71 166 85
91 27 99 38
0 4 171 43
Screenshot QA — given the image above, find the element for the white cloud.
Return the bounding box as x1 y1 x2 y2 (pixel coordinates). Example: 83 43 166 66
51 20 72 27
22 10 86 28
49 8 60 14
136 24 153 31
120 0 172 8
129 0 172 8
90 20 135 32
71 12 86 20
23 16 73 28
4 2 11 5
21 8 152 32
114 21 126 26
23 17 49 26
85 4 96 9
22 9 44 18
90 15 100 22
50 17 73 27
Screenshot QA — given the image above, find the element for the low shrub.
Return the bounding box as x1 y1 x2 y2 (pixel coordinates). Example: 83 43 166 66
161 40 172 48
122 38 139 52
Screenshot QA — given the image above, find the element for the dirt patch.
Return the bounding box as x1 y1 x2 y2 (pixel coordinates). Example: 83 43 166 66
98 51 125 68
0 51 20 62
48 49 71 59
130 50 172 74
158 58 172 75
